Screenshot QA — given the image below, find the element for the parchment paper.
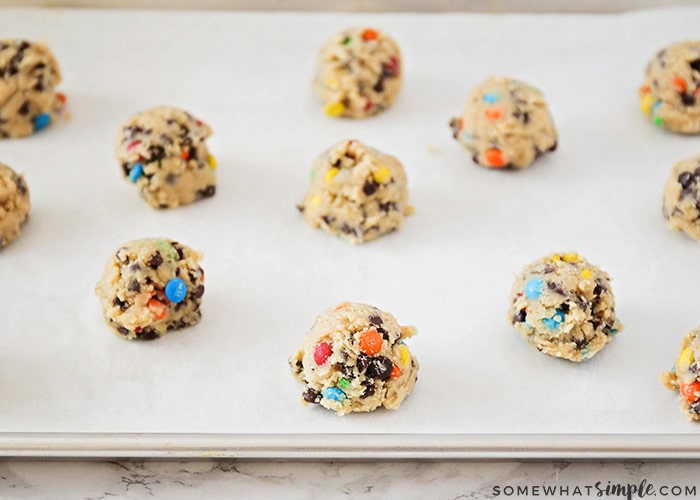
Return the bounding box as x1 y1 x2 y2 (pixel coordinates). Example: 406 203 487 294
1 7 700 436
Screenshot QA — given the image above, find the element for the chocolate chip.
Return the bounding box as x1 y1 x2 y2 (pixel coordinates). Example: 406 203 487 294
356 353 371 372
593 284 603 296
121 163 130 177
449 118 461 139
681 92 696 106
148 145 166 161
373 77 385 93
560 303 570 314
514 309 527 323
127 279 141 292
337 363 354 377
365 356 393 380
160 133 173 145
340 223 354 234
691 401 700 414
173 243 185 260
360 381 376 399
574 338 589 349
548 141 558 152
369 315 383 326
691 362 698 374
136 327 159 340
363 180 378 196
302 388 322 404
321 215 335 226
522 112 530 124
679 171 694 189
691 59 700 72
547 281 566 296
169 319 187 331
112 296 129 311
378 201 397 213
130 263 141 272
15 177 27 196
146 251 163 269
191 284 205 299
198 185 216 198
33 80 44 92
165 173 177 185
18 102 29 115
116 326 130 336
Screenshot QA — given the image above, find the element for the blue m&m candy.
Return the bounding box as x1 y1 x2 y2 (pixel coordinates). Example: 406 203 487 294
524 278 544 299
322 387 346 402
165 277 187 303
32 113 51 131
542 309 565 330
129 163 144 182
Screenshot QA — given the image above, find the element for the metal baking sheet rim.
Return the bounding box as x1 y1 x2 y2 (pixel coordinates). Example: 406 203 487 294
1 433 699 459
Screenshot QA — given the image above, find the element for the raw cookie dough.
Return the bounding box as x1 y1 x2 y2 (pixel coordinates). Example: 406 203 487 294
0 162 30 248
639 41 700 134
313 27 402 119
662 153 700 240
115 106 217 209
507 252 623 362
0 39 65 138
95 238 205 340
450 76 558 169
289 302 419 415
297 139 413 244
661 327 700 421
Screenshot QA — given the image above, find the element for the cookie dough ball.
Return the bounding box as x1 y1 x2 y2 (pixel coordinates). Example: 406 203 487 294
0 40 65 138
639 41 700 134
289 302 419 415
662 153 700 240
115 106 217 209
661 328 700 421
297 140 412 244
313 27 402 119
449 77 558 169
507 252 623 362
95 238 205 340
0 162 30 248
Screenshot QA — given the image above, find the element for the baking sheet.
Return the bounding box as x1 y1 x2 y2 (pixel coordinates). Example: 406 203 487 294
2 7 700 453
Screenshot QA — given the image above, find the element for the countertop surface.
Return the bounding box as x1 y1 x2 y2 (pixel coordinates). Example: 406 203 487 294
1 460 700 498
